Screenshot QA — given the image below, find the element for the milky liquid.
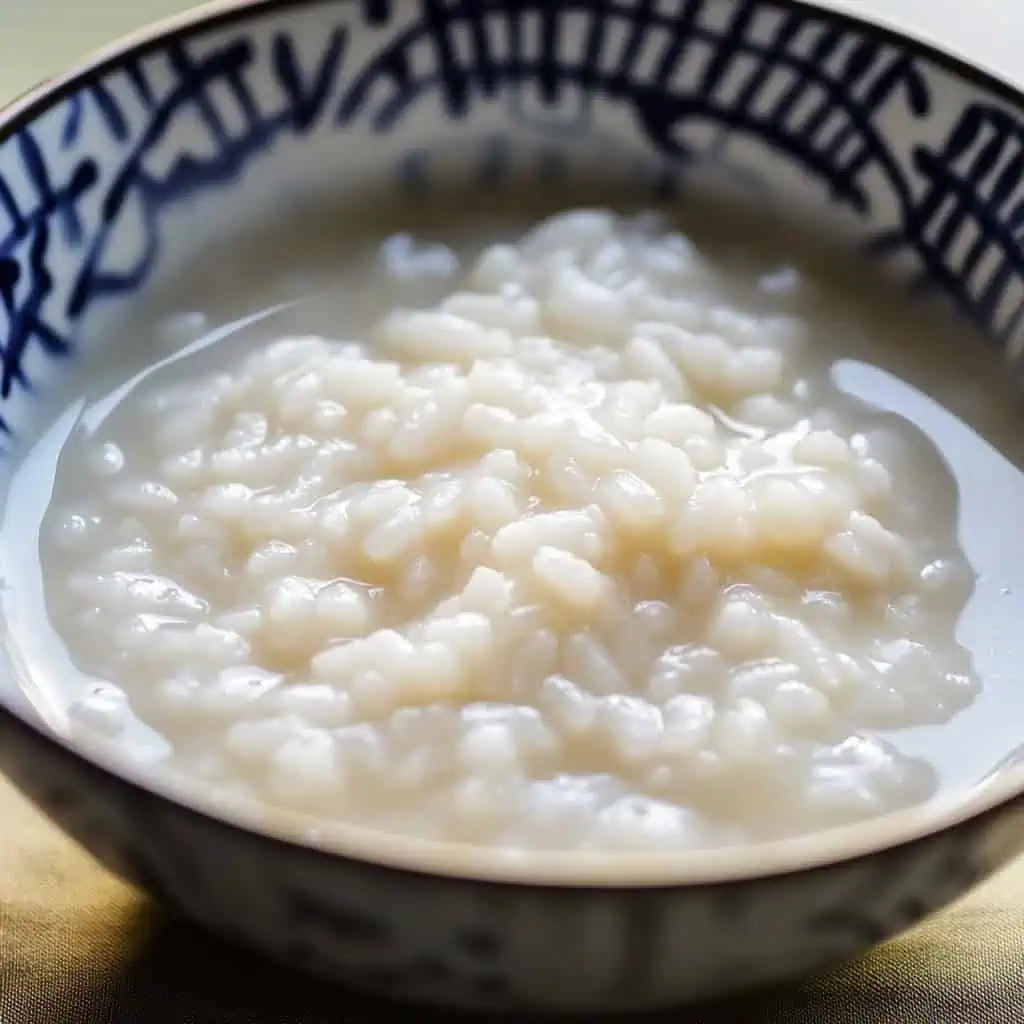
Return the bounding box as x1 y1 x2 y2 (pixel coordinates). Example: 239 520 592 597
3 184 1024 850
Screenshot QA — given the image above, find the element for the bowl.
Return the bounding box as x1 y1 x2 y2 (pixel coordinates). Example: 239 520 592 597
2 0 1024 1013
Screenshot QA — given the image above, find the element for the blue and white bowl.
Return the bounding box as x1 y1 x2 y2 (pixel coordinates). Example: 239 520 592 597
1 0 1024 1012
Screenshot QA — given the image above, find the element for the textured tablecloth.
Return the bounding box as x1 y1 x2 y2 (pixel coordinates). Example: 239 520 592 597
4 1 1024 1021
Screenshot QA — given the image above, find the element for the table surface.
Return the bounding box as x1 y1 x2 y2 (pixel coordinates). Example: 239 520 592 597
2 2 1024 1022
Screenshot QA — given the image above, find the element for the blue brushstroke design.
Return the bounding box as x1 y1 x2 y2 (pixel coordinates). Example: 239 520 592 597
873 102 1024 342
1 0 1024 449
67 27 346 319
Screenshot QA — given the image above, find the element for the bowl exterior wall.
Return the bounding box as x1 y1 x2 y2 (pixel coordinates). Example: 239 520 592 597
2 697 1021 1011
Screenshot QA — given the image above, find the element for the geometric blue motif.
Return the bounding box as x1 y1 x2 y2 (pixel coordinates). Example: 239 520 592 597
1 0 1024 438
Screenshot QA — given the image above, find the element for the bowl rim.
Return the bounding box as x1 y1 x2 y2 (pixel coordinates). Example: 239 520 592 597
2 0 1024 889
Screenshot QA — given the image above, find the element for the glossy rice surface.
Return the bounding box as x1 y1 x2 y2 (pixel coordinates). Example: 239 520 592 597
37 210 979 850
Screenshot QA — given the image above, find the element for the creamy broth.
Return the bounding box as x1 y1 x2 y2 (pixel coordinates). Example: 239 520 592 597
5 186 1024 852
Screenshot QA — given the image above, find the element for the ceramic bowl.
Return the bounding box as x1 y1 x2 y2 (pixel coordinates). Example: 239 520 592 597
2 0 1024 1013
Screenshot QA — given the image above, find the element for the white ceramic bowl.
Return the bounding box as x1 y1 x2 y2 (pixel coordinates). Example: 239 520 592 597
2 0 1024 1012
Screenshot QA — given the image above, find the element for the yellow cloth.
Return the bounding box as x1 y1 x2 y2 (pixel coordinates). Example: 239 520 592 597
1 775 1022 1023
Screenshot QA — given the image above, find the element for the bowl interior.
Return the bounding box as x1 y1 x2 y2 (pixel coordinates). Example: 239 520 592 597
2 0 1024 884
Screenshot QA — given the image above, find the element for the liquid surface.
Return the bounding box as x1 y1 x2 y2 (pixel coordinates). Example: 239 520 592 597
5 191 1024 853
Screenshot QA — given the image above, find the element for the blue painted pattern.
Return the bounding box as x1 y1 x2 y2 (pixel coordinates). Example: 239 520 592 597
0 0 1023 439
874 102 1024 342
337 0 928 215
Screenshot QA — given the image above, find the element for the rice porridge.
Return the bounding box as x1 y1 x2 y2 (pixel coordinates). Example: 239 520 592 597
10 205 1010 852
